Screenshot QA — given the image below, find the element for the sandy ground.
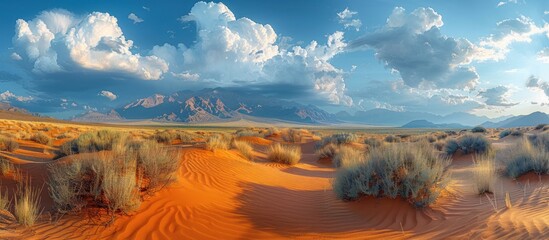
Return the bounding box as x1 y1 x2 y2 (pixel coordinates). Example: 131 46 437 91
0 120 547 239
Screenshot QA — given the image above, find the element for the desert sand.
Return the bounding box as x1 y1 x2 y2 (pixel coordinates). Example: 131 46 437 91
0 119 547 240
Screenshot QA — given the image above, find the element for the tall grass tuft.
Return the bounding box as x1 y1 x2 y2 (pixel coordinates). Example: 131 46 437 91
332 146 364 168
31 132 52 145
59 129 127 156
205 134 231 151
231 140 254 160
14 178 42 227
267 143 302 165
472 154 497 194
333 142 450 207
0 136 19 152
0 186 9 211
0 157 14 176
136 140 180 192
501 138 549 178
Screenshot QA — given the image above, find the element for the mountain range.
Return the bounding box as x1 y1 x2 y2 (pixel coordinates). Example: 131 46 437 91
67 88 549 128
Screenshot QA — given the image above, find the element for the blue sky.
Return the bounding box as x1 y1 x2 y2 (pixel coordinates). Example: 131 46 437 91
0 0 547 119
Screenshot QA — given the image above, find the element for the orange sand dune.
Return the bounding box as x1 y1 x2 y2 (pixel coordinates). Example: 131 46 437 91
1 129 548 239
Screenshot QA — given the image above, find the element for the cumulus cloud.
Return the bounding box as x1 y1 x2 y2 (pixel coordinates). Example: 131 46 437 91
337 8 362 31
475 16 549 61
10 52 22 61
526 75 549 97
13 10 168 79
98 90 117 100
128 13 143 23
155 1 352 105
0 91 33 102
477 86 517 106
537 48 549 63
352 80 482 115
348 7 478 89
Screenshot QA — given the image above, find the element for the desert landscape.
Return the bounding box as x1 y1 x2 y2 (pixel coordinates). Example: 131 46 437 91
0 113 547 239
0 0 548 239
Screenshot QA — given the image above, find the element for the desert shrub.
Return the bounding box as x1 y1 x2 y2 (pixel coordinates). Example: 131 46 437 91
528 132 549 151
0 187 8 211
0 157 14 176
535 124 548 130
0 136 18 152
177 131 196 142
283 129 303 143
501 139 549 178
471 126 487 133
14 179 42 227
316 142 339 159
510 129 523 137
499 129 511 139
333 142 450 207
444 139 460 155
205 134 231 151
435 132 448 140
266 127 281 136
102 165 141 214
472 155 496 194
152 131 176 144
231 140 254 160
60 130 126 155
325 133 358 145
136 140 180 191
433 141 445 151
47 161 84 213
267 143 301 165
235 129 262 137
364 138 382 148
332 146 364 168
31 132 52 145
384 135 400 143
459 134 491 154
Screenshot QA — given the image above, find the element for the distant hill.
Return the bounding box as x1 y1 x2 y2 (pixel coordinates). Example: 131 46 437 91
337 109 506 127
116 88 338 124
72 110 124 122
401 120 467 129
482 111 549 128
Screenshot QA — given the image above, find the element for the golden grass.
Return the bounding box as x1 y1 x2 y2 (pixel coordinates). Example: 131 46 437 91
14 178 42 227
231 140 254 160
472 154 497 194
267 143 302 165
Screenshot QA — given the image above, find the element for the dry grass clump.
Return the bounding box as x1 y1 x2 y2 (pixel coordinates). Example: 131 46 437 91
177 131 197 143
59 129 127 156
205 134 231 151
445 134 491 155
0 136 18 152
136 140 180 191
14 179 42 227
333 142 450 207
30 132 52 145
231 140 254 160
472 154 497 194
315 133 359 159
235 129 264 137
152 130 176 144
316 142 339 159
267 143 302 165
501 138 549 178
101 162 141 214
282 128 306 143
384 135 401 143
364 138 382 148
332 146 364 168
0 157 14 176
471 126 487 133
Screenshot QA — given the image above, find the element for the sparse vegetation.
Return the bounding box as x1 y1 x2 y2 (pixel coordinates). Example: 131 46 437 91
0 157 14 176
332 146 364 168
31 132 52 145
535 124 548 130
231 140 254 160
364 138 382 148
14 179 42 227
472 155 496 194
444 139 460 155
384 135 400 143
136 140 180 192
459 134 491 154
0 187 9 211
499 129 511 139
0 136 19 152
205 134 231 151
501 138 549 178
333 142 450 207
471 126 487 133
60 129 127 155
267 143 301 165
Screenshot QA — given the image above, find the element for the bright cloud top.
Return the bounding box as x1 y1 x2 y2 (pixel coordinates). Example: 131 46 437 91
13 10 168 79
98 90 117 100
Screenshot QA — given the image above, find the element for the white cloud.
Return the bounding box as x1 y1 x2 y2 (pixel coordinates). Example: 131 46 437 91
497 0 518 7
545 11 549 15
128 13 144 24
156 2 352 106
337 8 362 31
98 90 117 100
13 10 168 80
349 7 478 89
143 6 150 11
10 52 22 61
537 47 549 63
477 86 517 106
0 91 33 102
526 75 549 98
474 16 549 61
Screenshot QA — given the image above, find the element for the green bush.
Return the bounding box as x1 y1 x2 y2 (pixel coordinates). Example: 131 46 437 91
333 142 450 207
459 134 491 154
502 139 549 178
471 126 487 133
59 130 126 155
444 139 460 155
499 129 511 139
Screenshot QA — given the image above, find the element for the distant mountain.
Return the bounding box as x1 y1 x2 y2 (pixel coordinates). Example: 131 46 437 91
337 109 504 127
401 120 467 129
0 102 28 113
72 110 123 122
116 88 338 124
481 111 549 128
